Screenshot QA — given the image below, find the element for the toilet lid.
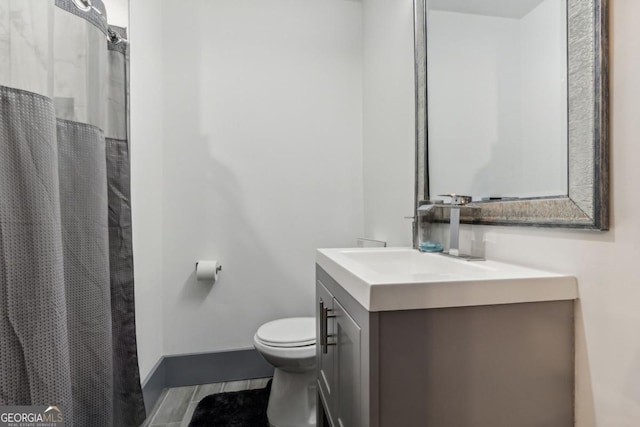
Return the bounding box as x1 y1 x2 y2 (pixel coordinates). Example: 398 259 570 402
256 317 316 348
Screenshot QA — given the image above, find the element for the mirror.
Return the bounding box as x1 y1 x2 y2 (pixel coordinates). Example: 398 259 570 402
414 0 609 230
428 0 568 200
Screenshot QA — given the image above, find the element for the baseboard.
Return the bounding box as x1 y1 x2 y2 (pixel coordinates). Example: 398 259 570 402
141 357 166 414
141 348 274 412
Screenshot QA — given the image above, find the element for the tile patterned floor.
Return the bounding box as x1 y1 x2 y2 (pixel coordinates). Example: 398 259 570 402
143 378 272 427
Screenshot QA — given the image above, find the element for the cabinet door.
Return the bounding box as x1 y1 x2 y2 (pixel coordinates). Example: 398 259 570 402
317 280 336 422
334 299 361 427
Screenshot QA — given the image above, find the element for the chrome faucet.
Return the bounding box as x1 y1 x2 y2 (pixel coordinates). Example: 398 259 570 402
416 194 483 260
438 194 472 257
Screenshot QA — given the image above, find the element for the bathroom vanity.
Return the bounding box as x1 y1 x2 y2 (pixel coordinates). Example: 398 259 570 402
315 248 577 427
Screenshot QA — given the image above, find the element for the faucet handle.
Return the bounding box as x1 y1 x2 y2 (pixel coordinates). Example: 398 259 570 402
438 194 472 206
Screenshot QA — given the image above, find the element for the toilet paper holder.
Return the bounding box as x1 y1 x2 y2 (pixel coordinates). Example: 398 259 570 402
195 261 222 272
195 260 223 282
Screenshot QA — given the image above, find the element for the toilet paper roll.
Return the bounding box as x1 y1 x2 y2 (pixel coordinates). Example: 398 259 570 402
196 260 221 282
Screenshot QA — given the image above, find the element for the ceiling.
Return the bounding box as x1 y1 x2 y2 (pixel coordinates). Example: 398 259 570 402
428 0 546 19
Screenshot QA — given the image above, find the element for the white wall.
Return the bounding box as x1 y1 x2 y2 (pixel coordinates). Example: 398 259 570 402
130 0 164 380
131 0 416 375
157 0 364 356
362 0 415 247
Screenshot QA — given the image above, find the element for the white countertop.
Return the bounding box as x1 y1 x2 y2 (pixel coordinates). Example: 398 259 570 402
316 247 578 312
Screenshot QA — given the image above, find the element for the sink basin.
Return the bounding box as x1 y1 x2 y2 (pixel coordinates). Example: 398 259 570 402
316 247 577 311
339 248 496 276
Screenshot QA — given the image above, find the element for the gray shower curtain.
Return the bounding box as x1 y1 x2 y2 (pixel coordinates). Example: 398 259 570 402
0 1 145 426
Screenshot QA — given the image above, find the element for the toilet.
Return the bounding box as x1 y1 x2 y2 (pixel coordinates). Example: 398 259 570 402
253 317 317 427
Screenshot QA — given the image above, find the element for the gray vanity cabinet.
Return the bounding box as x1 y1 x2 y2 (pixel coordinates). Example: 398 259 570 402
316 265 575 427
333 299 361 426
317 279 363 427
316 281 336 421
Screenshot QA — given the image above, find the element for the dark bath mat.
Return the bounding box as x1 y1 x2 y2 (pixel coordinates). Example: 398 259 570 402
188 380 272 427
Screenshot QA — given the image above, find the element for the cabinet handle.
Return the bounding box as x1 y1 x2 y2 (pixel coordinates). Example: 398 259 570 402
319 300 335 354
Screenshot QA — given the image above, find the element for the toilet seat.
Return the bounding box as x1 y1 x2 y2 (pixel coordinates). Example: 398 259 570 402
255 317 316 348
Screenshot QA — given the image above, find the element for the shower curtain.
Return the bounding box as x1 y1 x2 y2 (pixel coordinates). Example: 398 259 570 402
0 1 145 426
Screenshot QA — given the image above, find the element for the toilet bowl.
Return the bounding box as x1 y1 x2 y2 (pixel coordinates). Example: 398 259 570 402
253 317 317 427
